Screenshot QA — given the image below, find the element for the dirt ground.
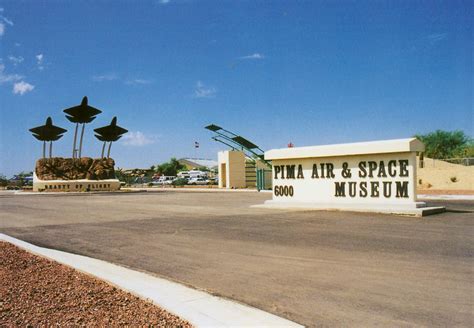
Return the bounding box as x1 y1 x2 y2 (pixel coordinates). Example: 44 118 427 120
0 190 473 327
417 157 473 190
0 241 191 327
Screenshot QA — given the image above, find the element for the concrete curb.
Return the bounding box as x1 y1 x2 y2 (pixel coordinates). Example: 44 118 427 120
123 187 260 193
417 194 474 201
252 202 445 217
0 234 303 328
12 190 147 196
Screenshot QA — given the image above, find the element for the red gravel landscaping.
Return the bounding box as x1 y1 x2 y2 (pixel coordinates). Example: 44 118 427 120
0 241 192 327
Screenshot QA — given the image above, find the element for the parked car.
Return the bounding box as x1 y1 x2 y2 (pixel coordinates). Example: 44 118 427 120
177 171 190 179
188 177 209 185
188 170 208 179
152 176 176 185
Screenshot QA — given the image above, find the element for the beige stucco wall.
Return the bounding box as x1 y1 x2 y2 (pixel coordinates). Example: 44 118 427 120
218 151 246 189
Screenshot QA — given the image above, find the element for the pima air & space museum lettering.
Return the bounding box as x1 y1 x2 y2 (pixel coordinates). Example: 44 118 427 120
259 138 446 216
274 160 410 199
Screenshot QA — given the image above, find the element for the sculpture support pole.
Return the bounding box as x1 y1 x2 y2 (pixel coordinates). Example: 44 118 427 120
78 123 85 158
101 142 106 158
49 141 52 158
107 142 112 158
72 123 78 158
43 141 46 159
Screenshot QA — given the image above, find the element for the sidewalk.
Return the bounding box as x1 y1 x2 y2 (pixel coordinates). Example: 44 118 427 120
417 189 474 200
418 194 474 201
123 187 260 193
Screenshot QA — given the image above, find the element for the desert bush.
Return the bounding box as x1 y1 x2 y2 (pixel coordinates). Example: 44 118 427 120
172 178 187 187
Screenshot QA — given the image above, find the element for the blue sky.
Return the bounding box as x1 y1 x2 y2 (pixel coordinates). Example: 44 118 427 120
0 0 472 177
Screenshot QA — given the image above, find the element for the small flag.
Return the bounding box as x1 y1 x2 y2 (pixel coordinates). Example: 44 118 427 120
194 141 200 148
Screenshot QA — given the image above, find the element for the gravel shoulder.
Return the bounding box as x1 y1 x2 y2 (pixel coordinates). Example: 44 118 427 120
0 241 192 327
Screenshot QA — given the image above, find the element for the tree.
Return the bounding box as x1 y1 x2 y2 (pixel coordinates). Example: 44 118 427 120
415 130 472 159
0 174 7 187
115 169 132 185
63 96 102 158
156 158 186 176
29 117 67 158
14 171 33 186
458 143 474 157
94 117 128 158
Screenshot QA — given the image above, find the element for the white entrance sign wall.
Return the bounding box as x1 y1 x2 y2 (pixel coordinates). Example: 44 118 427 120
260 138 445 216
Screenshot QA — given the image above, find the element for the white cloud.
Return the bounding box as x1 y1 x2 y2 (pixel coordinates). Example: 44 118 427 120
8 56 24 65
125 78 152 85
194 80 217 98
0 63 23 84
428 33 448 45
92 74 152 85
240 53 265 60
36 54 44 70
13 81 35 95
2 16 13 26
1 62 32 95
0 10 13 37
92 73 118 81
121 131 156 146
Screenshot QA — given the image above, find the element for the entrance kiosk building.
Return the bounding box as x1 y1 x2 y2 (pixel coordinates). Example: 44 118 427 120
218 150 270 189
257 138 445 216
218 150 247 189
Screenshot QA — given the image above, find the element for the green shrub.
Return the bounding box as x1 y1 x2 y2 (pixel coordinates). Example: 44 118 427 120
172 178 187 187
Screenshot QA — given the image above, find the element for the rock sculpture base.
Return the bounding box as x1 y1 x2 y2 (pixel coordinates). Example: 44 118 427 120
33 157 120 192
35 157 116 180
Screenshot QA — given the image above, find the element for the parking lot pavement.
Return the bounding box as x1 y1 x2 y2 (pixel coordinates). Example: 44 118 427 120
1 191 473 327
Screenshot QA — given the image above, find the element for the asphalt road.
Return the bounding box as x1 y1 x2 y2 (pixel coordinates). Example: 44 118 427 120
1 190 473 327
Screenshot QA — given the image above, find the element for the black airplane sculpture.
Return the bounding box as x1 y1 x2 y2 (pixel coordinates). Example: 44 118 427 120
63 96 102 158
94 117 128 158
29 117 67 158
